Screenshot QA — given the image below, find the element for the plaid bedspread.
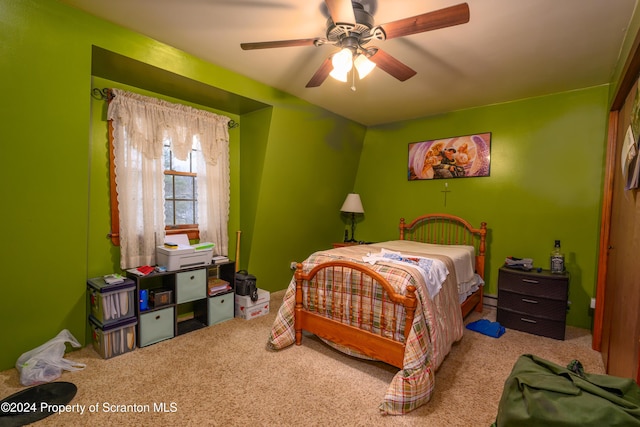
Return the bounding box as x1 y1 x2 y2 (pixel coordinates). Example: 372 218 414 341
267 244 464 415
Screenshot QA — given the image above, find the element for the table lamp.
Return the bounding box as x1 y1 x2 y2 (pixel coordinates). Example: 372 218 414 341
340 193 364 242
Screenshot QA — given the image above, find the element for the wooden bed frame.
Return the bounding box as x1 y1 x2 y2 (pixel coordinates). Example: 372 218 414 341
294 213 487 369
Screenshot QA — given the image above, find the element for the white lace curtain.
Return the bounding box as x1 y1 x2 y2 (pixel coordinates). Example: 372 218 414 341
107 88 230 269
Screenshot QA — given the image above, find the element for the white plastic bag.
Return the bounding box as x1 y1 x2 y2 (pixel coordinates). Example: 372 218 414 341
16 329 86 386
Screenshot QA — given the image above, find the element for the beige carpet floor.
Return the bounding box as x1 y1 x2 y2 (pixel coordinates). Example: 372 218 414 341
0 290 604 426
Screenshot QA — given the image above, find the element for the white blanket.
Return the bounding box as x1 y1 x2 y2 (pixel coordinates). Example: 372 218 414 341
362 248 448 298
367 240 476 283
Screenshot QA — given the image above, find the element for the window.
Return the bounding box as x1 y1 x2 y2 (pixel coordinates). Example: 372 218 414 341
107 88 230 269
108 130 202 246
163 143 198 228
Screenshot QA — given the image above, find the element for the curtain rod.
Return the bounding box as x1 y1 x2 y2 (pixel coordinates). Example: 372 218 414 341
91 87 239 129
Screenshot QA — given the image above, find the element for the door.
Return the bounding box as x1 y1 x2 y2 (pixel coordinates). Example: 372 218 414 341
605 86 640 379
597 78 640 382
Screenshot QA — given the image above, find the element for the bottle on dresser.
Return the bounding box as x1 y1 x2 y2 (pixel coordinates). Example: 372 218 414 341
550 240 565 274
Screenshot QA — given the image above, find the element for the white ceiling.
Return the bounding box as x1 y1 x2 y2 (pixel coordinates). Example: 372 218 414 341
60 0 637 126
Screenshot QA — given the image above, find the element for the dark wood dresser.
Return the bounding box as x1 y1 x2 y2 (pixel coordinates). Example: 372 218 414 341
496 267 569 340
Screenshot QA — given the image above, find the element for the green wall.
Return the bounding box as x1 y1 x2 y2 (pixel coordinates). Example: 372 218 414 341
353 87 610 329
243 107 366 291
1 0 92 373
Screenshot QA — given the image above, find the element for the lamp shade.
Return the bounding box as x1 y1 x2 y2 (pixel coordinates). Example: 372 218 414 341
330 48 353 82
332 48 353 74
340 193 364 213
329 68 349 82
354 54 376 79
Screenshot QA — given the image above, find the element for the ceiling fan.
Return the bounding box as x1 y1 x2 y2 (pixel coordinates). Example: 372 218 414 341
240 1 470 88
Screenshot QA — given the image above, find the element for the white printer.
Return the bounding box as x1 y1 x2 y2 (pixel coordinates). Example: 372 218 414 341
156 234 215 271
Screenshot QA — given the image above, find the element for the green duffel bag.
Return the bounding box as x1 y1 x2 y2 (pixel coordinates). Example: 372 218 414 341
493 354 640 427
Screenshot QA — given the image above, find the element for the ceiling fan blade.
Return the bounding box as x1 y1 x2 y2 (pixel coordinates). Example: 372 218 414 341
368 48 416 82
241 38 318 50
306 57 333 88
325 0 356 25
380 3 470 40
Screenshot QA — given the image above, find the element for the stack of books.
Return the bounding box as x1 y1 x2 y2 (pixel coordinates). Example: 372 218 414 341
208 278 231 296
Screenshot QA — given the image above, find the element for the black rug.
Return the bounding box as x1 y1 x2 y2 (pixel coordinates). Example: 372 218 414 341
0 382 77 427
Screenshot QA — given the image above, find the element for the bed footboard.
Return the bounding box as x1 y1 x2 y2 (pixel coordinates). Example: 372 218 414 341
294 261 417 369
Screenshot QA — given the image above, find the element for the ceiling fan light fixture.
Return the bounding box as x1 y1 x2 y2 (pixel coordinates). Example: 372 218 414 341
354 54 376 79
242 2 471 89
331 47 353 74
329 68 349 82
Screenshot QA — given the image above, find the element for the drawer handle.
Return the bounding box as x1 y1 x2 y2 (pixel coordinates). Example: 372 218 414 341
521 298 539 304
521 279 539 284
220 299 225 304
520 318 537 324
190 275 195 280
155 315 161 320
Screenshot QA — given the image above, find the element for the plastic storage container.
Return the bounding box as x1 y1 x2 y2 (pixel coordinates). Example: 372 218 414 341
87 277 136 325
235 289 270 320
89 315 137 359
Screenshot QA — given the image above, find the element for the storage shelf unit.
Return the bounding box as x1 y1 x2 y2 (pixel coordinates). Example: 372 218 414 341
497 267 569 340
127 261 235 347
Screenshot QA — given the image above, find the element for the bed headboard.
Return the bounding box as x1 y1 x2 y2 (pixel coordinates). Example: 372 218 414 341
399 213 487 279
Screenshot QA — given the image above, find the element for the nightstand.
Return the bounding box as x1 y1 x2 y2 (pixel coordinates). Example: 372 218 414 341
496 267 569 340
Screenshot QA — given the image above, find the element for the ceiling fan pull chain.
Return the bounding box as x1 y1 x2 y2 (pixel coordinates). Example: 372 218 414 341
351 67 356 92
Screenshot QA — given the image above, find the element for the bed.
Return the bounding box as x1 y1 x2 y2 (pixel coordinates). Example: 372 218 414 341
267 213 488 415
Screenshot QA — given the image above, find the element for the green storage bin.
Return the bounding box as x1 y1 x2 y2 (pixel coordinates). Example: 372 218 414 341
139 306 175 347
208 293 234 325
176 269 206 303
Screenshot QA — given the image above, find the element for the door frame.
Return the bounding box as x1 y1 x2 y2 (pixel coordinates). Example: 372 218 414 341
593 27 640 375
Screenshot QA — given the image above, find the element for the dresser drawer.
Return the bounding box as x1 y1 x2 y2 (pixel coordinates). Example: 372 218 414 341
498 290 567 321
208 293 234 325
139 307 174 347
498 268 568 300
176 269 206 303
497 308 565 340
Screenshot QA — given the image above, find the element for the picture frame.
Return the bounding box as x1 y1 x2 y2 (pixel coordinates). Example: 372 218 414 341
408 132 491 180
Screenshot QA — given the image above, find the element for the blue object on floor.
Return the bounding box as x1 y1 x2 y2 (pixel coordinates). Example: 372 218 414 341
466 319 506 338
